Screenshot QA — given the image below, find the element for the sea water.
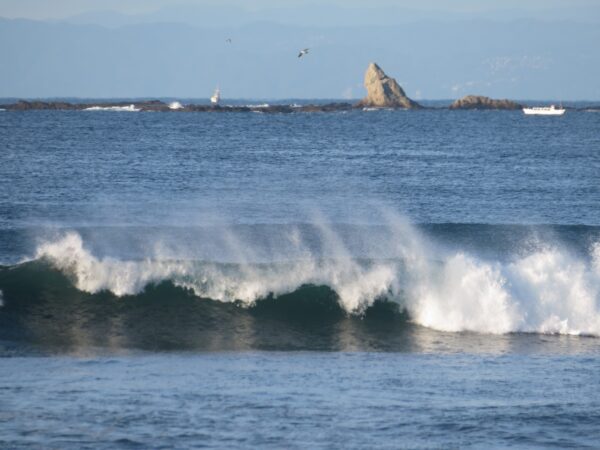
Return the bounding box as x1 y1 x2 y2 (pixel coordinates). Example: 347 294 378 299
1 107 599 448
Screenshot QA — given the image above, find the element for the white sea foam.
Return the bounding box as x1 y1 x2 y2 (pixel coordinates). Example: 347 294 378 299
362 107 395 112
35 232 396 310
84 104 140 112
169 101 184 110
34 226 600 336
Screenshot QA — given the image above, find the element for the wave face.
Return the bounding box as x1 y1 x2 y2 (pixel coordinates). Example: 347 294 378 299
1 220 600 352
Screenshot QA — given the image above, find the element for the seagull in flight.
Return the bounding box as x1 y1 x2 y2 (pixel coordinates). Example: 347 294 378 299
226 38 232 43
298 48 309 58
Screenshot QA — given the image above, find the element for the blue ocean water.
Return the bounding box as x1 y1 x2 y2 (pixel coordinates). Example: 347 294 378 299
1 107 600 448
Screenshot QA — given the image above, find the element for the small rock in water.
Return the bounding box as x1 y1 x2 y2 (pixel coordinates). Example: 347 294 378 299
449 95 522 110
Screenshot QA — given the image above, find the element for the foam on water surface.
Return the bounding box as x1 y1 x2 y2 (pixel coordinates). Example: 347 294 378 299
84 104 140 112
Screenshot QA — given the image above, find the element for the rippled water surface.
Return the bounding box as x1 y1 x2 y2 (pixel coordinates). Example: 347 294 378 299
1 108 599 448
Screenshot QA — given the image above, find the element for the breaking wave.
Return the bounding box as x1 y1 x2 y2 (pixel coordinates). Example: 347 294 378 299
84 104 140 112
3 225 599 337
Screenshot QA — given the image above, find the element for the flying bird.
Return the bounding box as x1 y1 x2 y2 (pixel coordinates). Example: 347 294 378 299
226 38 232 43
298 48 309 58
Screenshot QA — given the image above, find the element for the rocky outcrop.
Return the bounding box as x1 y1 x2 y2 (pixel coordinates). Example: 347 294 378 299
2 100 171 111
356 63 421 109
0 100 354 114
449 95 522 110
6 100 80 110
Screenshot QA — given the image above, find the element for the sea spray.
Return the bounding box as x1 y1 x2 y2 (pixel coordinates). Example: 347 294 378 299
406 244 600 335
408 253 520 334
507 246 600 334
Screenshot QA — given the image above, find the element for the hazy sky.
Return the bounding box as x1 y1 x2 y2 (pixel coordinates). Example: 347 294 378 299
1 0 599 99
2 0 599 21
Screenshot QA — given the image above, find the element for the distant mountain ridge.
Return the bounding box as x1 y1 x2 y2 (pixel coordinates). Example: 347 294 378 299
59 3 600 28
1 16 599 99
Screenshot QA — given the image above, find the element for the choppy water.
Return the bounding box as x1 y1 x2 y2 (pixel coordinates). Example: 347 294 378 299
1 107 599 448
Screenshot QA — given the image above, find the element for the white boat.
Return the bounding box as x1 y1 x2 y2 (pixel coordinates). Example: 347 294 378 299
522 104 565 116
210 87 221 105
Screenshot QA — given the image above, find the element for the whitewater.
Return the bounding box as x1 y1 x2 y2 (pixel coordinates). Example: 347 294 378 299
1 108 599 346
23 217 600 336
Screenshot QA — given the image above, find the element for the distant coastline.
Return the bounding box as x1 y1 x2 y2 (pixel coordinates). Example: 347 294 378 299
2 63 599 112
2 99 599 112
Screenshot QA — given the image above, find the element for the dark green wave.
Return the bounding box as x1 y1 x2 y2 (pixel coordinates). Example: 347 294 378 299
0 261 409 353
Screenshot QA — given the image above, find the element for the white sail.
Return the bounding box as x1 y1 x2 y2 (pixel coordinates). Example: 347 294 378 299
210 87 221 105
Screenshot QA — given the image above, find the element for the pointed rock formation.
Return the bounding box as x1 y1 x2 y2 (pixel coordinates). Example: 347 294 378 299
356 63 421 109
449 95 522 110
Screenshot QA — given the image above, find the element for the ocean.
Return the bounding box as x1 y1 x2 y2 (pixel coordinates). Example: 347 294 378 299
1 106 599 448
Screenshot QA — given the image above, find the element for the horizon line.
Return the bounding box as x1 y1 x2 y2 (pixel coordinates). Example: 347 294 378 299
2 97 600 103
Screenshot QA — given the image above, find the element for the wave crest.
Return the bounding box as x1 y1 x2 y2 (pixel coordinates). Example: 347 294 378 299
35 232 397 311
27 230 600 336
